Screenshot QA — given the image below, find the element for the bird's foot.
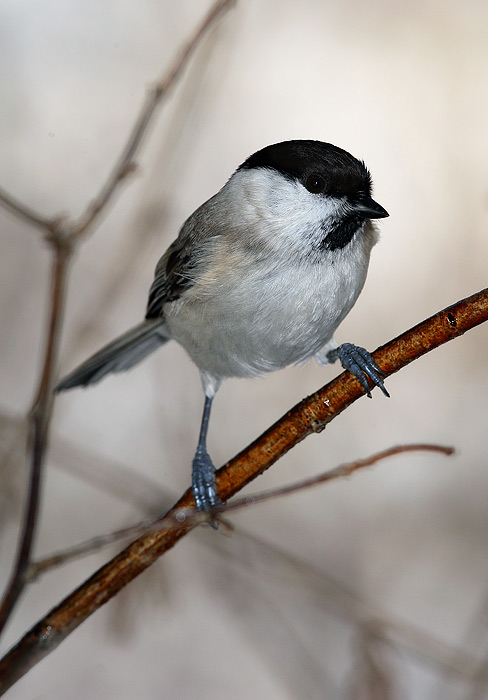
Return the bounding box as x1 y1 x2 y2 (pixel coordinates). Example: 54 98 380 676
328 342 389 398
192 448 221 526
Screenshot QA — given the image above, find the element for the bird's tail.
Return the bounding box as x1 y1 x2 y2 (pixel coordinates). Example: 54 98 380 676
55 319 170 391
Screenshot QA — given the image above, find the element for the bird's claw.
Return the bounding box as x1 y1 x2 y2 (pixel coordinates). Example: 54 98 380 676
328 342 389 398
192 448 221 528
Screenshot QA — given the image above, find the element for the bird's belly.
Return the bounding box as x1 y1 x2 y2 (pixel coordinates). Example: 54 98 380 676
166 264 364 379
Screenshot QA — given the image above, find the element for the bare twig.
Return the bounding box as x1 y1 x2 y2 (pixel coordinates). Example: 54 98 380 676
0 188 54 233
71 0 235 240
26 443 452 581
225 444 454 511
0 288 486 693
0 243 71 635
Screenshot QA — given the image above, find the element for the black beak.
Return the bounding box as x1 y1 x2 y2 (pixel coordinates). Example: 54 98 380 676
352 196 389 220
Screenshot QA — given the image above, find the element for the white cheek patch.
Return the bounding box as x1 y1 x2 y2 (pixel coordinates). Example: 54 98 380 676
228 168 348 256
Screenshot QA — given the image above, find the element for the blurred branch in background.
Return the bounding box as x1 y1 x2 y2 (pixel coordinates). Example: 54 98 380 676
0 0 235 642
0 240 71 639
0 287 487 693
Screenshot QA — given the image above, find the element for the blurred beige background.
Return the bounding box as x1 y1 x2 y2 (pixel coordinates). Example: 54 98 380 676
1 0 488 698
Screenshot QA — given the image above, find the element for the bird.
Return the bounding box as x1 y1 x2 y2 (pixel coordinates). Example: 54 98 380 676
56 139 389 513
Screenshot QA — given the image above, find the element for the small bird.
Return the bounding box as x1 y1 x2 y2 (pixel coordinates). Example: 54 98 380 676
56 140 389 512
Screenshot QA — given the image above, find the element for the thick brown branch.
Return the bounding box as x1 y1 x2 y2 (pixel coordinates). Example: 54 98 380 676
0 287 486 692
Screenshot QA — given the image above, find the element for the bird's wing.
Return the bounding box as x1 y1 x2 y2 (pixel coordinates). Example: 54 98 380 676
145 218 219 319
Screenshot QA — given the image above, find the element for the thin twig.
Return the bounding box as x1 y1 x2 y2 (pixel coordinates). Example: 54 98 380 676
0 187 55 233
0 288 486 693
71 0 235 240
225 444 454 510
0 244 71 635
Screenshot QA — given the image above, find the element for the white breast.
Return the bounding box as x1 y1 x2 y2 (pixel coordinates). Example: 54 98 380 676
166 229 375 379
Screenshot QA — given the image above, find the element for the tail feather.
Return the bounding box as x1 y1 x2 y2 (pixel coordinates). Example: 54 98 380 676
56 320 170 391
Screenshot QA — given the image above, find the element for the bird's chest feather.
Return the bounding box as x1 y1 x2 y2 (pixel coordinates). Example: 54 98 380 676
166 242 370 378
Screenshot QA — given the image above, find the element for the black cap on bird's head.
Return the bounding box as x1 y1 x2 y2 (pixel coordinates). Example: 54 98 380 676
240 140 388 221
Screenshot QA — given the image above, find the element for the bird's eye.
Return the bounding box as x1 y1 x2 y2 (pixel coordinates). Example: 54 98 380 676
304 173 326 194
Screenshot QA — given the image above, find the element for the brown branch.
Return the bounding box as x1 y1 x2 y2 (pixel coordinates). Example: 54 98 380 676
71 0 236 240
0 287 486 693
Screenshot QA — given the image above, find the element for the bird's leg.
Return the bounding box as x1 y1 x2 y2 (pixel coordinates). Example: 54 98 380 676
327 343 390 398
192 394 221 513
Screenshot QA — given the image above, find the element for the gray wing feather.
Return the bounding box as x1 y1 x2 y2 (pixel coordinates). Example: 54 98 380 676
146 203 220 319
146 241 199 318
